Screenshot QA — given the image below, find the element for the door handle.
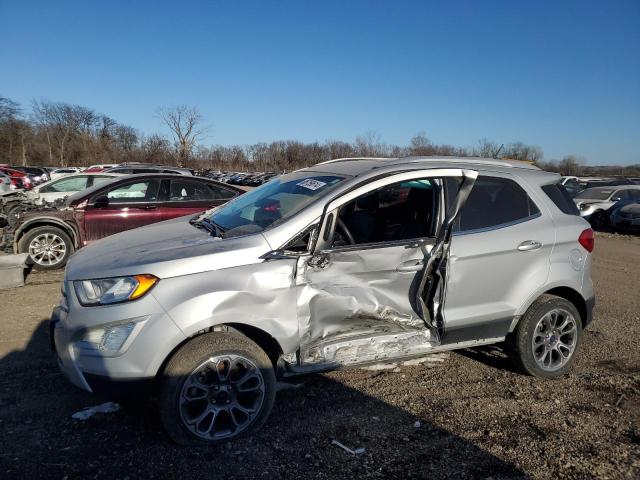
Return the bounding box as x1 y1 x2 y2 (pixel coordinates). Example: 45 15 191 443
518 240 542 251
396 259 424 272
141 205 158 210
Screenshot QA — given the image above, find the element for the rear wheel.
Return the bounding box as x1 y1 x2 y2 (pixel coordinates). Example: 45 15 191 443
159 332 276 445
507 295 582 378
17 225 74 270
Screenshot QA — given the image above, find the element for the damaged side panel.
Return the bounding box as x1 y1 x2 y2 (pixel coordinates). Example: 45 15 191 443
153 260 301 354
294 244 439 371
291 168 478 372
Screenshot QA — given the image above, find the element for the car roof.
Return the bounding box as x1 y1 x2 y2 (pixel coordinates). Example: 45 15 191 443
50 172 122 178
66 173 242 203
300 156 541 178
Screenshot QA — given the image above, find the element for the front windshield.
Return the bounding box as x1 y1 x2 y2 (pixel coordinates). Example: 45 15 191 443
206 172 345 237
575 188 613 201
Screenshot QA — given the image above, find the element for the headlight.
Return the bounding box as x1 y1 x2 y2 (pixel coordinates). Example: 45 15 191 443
76 321 140 354
74 274 158 306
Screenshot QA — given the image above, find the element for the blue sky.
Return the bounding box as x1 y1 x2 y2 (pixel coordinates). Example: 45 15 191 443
1 0 639 165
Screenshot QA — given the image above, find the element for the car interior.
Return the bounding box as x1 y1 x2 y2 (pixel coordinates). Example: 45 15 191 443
333 179 438 247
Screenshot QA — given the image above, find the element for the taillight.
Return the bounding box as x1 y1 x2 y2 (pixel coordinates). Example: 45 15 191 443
578 228 594 253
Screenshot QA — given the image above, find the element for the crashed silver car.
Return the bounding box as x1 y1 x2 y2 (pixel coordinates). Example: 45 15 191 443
51 157 595 444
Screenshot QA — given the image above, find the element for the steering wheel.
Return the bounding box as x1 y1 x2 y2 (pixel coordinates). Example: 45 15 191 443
335 218 356 245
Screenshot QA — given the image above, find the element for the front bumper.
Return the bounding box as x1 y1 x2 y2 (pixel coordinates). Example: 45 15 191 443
50 285 187 398
50 308 153 397
51 306 92 391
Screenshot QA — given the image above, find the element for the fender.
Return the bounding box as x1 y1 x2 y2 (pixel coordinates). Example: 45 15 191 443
13 216 80 251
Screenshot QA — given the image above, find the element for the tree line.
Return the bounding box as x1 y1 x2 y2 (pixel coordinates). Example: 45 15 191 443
1 96 638 176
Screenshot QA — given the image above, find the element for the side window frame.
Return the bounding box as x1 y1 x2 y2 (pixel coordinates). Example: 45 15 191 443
313 169 471 253
92 179 162 205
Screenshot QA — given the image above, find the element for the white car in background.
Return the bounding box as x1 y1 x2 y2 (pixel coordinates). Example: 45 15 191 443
49 167 84 180
0 171 12 193
573 185 640 228
24 173 121 205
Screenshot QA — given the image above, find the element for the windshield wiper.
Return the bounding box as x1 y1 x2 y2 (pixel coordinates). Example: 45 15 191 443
189 216 225 238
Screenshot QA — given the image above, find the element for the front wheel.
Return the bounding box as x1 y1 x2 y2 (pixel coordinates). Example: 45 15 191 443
17 225 74 270
507 295 582 378
159 332 276 445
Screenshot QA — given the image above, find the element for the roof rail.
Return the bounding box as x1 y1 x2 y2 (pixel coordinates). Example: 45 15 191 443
316 157 393 165
317 156 540 170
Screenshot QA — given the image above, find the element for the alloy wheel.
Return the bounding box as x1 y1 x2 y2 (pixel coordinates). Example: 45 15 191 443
28 233 67 266
531 308 578 372
179 354 266 440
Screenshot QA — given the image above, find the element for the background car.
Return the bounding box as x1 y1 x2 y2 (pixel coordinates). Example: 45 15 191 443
560 176 580 197
83 163 117 173
610 201 640 232
25 172 121 205
49 167 83 180
11 174 243 270
0 171 12 193
0 166 33 190
9 166 50 184
573 185 640 228
104 164 194 175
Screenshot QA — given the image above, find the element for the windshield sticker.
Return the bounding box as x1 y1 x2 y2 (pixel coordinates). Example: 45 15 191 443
297 179 327 191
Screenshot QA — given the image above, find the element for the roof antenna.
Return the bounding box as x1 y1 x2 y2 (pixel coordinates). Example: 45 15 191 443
493 144 504 159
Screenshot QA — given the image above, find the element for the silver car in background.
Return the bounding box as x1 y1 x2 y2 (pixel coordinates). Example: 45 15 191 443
573 185 640 228
51 157 595 444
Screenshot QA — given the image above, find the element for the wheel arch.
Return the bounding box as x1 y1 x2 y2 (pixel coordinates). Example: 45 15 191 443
14 218 79 251
516 286 588 330
543 286 588 328
152 323 284 395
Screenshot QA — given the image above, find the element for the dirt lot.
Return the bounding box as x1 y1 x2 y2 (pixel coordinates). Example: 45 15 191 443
1 233 639 479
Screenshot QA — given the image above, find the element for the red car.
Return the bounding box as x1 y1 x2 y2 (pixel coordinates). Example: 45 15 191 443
9 174 243 270
0 166 33 190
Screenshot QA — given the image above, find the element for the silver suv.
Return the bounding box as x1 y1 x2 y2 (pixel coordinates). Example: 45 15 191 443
51 157 595 444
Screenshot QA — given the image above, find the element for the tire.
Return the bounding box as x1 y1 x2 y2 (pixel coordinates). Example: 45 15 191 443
589 210 608 230
17 225 74 271
507 294 582 378
4 202 24 227
159 332 276 445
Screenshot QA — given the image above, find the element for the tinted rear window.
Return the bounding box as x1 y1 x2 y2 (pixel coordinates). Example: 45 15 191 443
542 183 579 215
454 176 540 232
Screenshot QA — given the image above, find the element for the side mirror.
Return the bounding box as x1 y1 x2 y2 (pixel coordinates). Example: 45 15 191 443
611 197 621 202
93 195 109 208
260 249 296 260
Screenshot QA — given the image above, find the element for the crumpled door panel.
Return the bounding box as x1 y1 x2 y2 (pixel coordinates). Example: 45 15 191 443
295 244 437 369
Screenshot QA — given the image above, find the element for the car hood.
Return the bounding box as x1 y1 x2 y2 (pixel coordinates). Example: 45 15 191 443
574 199 612 207
65 216 273 280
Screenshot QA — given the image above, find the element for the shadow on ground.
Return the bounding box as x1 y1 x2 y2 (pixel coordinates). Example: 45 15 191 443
0 320 525 479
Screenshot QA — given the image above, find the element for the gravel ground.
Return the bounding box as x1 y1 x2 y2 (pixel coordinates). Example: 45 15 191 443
0 233 638 479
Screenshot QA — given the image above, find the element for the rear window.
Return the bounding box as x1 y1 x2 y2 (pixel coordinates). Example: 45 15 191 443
542 184 580 215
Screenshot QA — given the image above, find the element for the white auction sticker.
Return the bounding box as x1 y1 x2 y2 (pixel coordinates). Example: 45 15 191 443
297 179 326 190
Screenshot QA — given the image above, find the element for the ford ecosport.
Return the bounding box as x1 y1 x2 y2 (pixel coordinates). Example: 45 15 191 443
51 157 595 444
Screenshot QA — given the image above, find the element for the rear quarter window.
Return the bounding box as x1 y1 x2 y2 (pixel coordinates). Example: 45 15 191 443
541 183 579 215
454 176 540 232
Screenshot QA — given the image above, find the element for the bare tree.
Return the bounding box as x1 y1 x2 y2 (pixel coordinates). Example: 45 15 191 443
472 138 501 158
558 155 584 176
355 130 386 157
156 106 208 167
